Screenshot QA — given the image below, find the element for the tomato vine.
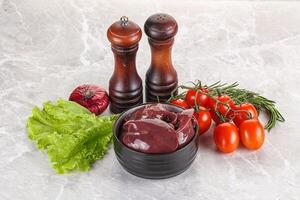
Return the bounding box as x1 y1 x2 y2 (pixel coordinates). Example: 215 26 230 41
167 81 285 131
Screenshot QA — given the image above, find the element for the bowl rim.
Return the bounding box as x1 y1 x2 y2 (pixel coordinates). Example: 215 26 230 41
113 102 199 156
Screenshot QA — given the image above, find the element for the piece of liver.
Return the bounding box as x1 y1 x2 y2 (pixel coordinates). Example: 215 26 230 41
121 118 179 153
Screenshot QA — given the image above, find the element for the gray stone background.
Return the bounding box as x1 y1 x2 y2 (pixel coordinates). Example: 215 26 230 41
0 0 299 199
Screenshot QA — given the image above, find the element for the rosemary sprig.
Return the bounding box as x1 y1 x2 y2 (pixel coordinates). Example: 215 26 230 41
207 82 285 131
168 81 285 131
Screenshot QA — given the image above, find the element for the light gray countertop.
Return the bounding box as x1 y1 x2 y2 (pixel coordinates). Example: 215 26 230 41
1 0 300 199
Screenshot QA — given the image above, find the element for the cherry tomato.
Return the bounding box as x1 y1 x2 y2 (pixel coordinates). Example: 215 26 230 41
195 107 212 135
214 122 239 153
185 88 209 108
239 119 265 150
170 99 189 109
232 103 258 127
208 95 235 124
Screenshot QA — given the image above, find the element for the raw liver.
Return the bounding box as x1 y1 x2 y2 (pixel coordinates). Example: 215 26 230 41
121 118 179 153
121 104 195 153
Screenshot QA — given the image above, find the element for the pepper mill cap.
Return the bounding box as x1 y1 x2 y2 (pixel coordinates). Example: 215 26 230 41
144 13 178 41
107 16 142 47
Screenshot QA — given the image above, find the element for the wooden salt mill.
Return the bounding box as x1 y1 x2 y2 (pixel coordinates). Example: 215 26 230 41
144 13 178 102
107 16 143 113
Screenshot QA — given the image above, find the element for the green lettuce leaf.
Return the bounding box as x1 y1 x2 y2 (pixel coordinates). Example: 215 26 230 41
27 99 117 174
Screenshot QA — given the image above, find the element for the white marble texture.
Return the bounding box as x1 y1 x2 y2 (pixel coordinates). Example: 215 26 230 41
0 0 300 199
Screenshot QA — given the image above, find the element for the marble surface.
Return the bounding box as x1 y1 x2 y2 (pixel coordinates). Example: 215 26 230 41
1 0 300 199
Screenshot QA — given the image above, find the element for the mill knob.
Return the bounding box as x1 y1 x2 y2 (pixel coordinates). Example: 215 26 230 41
108 16 142 47
144 13 178 41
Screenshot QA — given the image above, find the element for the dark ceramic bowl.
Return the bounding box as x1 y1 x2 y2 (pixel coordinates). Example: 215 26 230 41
113 103 199 179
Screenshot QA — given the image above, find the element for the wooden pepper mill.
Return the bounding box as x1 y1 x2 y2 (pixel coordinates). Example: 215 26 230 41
107 16 143 113
144 13 178 102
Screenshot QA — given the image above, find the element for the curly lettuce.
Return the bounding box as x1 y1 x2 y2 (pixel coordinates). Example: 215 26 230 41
27 99 117 174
